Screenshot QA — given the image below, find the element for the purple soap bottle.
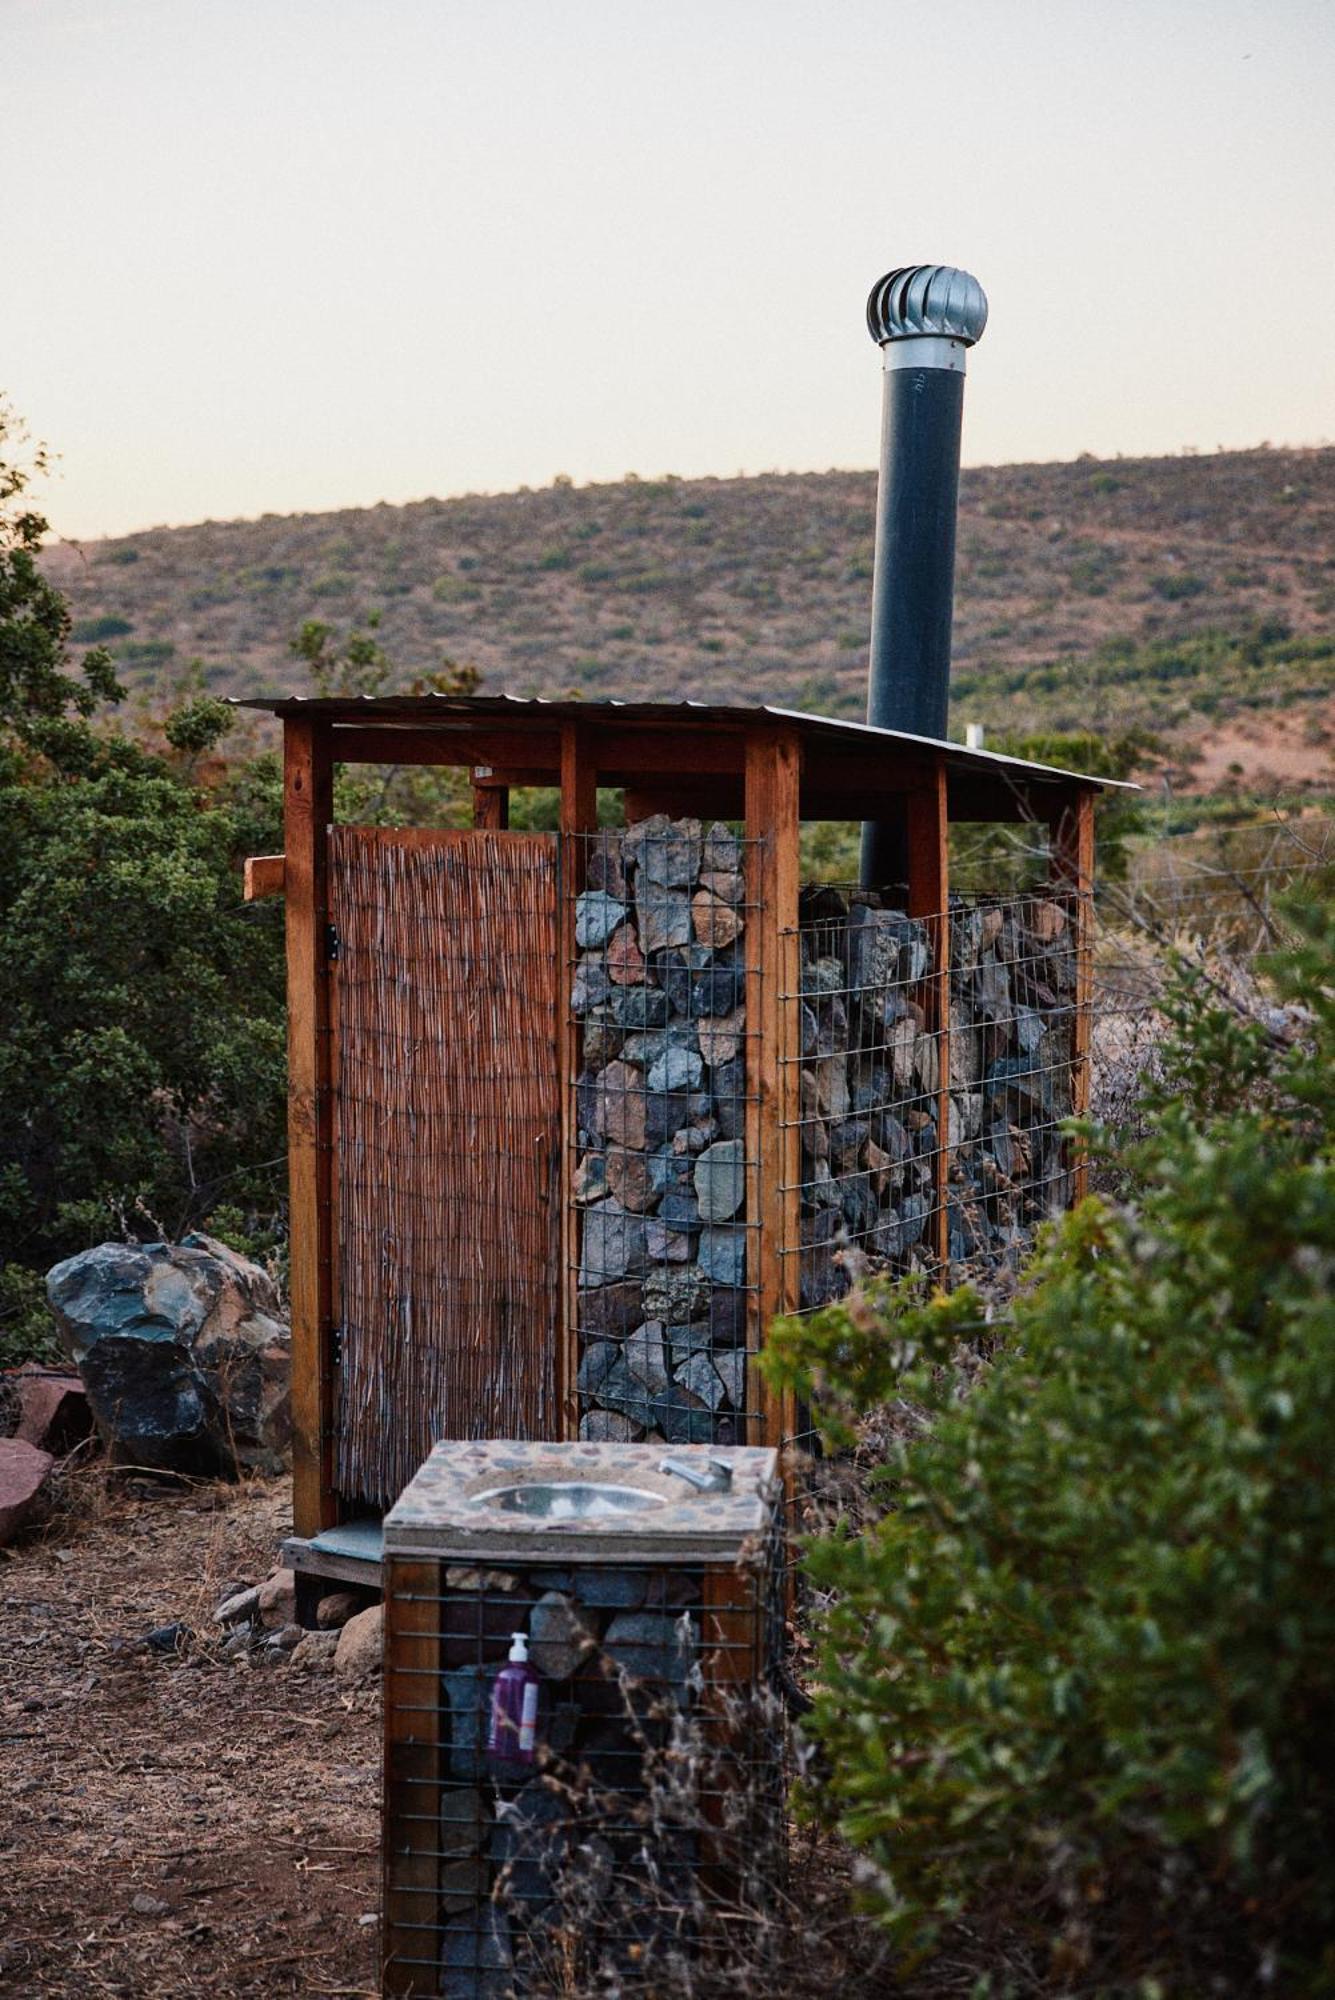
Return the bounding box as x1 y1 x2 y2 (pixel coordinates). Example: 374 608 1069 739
487 1631 542 1768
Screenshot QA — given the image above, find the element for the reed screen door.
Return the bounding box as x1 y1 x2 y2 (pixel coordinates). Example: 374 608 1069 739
328 828 562 1508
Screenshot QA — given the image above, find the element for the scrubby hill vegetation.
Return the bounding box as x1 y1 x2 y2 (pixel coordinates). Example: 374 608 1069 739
42 447 1335 788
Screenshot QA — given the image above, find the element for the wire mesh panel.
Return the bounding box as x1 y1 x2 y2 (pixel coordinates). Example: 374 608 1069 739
780 883 1089 1320
567 820 764 1447
330 830 562 1509
382 1442 787 1999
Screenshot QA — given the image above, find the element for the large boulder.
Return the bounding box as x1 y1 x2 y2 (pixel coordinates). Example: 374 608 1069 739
45 1234 290 1476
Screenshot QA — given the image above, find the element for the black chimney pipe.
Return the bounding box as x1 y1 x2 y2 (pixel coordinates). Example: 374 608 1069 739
860 263 987 889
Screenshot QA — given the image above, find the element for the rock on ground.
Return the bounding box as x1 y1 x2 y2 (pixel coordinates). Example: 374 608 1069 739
45 1234 291 1477
334 1602 384 1679
0 1437 55 1545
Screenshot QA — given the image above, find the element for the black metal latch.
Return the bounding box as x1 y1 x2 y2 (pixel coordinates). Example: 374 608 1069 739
329 1326 342 1368
325 922 341 962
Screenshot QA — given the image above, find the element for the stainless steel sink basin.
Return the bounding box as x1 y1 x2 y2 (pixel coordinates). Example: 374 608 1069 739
470 1481 667 1521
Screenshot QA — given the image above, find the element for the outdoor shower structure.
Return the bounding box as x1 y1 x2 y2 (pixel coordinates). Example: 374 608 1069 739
244 694 1115 1582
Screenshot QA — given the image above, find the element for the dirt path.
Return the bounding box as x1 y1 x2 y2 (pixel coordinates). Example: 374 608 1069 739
0 1473 381 1998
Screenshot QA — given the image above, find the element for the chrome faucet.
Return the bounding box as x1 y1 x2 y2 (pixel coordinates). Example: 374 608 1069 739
659 1455 733 1494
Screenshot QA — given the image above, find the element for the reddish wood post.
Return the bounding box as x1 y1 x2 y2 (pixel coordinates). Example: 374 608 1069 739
1048 787 1096 1202
744 724 802 1454
906 764 952 1276
382 1559 442 1995
470 767 509 829
558 723 598 1438
284 717 337 1537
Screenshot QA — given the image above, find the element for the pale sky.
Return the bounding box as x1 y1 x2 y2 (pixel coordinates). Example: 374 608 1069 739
4 0 1333 541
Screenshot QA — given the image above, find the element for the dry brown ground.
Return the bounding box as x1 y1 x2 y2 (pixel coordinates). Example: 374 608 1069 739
0 1472 381 1998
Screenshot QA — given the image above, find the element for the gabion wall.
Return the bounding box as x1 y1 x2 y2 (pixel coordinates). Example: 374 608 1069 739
788 884 1082 1311
570 819 759 1445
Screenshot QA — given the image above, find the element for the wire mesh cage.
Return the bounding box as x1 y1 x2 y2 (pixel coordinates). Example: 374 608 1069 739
780 880 1090 1325
568 820 765 1450
382 1441 787 1998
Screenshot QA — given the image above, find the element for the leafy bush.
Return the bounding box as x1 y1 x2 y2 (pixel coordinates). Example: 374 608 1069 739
71 614 133 642
766 896 1335 1989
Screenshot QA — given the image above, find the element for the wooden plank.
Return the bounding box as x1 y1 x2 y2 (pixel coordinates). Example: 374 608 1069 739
699 1558 763 1896
1049 788 1096 1201
243 853 286 900
745 725 801 1456
586 724 746 775
281 1535 383 1591
284 718 336 1537
382 1557 441 1996
559 723 598 1440
906 765 951 1276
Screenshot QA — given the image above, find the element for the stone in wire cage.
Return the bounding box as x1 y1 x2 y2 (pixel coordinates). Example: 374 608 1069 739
569 818 761 1447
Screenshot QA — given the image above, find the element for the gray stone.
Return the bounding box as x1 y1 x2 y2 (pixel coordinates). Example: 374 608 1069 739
581 1009 623 1070
575 890 628 949
603 1611 696 1686
646 1044 704 1095
650 1383 716 1444
899 1192 931 1249
709 1056 746 1140
45 1234 291 1477
528 1592 596 1681
604 1148 655 1212
577 1280 644 1338
658 1190 701 1231
592 1060 647 1149
713 1350 748 1411
611 984 671 1030
623 1322 670 1395
694 1139 745 1222
579 1409 639 1443
696 1005 745 1067
576 1340 620 1397
642 1265 711 1325
490 1780 576 1917
707 1288 749 1347
573 1151 609 1205
439 1785 490 1910
585 830 628 899
676 1350 725 1410
697 1225 747 1287
441 1667 490 1780
622 813 703 887
634 882 694 954
579 1202 648 1288
643 1219 693 1262
648 1147 694 1201
571 956 613 1017
440 1904 513 1999
701 821 740 873
620 1020 698 1071
644 1088 696 1150
573 1569 650 1610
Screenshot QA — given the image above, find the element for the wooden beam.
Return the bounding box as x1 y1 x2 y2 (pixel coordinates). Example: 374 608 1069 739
558 723 598 1441
330 724 562 771
284 718 337 1537
745 725 802 1456
906 766 951 1277
1049 788 1096 1202
243 853 286 901
623 778 746 822
586 724 746 776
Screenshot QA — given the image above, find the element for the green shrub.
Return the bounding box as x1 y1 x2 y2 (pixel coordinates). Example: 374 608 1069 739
766 896 1335 1988
71 614 133 642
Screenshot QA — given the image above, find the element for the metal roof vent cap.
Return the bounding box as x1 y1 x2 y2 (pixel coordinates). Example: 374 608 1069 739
867 263 988 351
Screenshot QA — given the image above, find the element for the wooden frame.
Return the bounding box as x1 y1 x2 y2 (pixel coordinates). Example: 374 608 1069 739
284 718 337 1537
266 702 1103 1548
745 725 802 1454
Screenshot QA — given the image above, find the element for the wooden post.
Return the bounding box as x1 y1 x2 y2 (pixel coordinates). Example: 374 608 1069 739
558 724 598 1438
744 725 801 1453
906 765 951 1276
470 768 509 830
1049 788 1095 1202
382 1558 441 1996
284 717 337 1538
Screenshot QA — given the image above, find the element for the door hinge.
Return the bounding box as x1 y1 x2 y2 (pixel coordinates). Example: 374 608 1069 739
329 1326 342 1369
325 922 341 962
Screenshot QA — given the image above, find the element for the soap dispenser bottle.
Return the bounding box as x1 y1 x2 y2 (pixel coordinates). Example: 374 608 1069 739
487 1631 542 1769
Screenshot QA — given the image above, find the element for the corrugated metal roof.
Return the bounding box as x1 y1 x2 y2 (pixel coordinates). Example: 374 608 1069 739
233 692 1136 791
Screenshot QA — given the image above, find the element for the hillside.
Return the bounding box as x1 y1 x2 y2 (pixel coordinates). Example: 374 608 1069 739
41 446 1335 788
